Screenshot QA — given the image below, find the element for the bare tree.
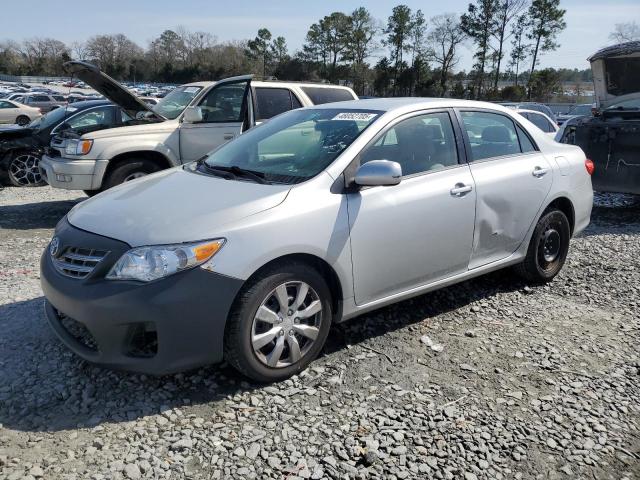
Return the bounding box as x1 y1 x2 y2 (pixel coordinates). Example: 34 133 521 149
609 22 640 43
70 41 88 60
427 14 467 95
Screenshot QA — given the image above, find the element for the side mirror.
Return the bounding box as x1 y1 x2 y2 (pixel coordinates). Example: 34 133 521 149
354 160 402 187
183 106 203 123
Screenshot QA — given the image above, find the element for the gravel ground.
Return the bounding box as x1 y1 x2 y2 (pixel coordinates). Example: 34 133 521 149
0 186 638 480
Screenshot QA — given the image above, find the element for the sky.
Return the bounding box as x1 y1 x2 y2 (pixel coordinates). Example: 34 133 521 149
2 0 639 72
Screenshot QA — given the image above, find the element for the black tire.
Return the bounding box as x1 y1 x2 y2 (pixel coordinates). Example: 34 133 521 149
224 262 333 382
83 190 100 197
515 209 571 283
102 159 161 190
7 151 45 187
15 115 30 127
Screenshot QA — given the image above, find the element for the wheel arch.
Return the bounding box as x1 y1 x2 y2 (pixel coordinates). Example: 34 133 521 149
236 253 344 321
103 150 173 182
544 196 575 235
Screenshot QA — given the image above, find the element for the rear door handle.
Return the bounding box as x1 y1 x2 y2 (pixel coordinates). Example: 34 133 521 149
223 133 235 140
532 166 549 177
450 183 473 196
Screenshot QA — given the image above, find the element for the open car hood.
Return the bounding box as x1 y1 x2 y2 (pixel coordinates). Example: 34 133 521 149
63 61 164 120
589 42 640 109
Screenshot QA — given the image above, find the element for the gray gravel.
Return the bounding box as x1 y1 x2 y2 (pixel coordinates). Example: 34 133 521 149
1 185 639 480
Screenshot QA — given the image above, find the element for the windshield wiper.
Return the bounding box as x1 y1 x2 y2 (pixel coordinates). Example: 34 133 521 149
207 164 270 184
198 161 237 180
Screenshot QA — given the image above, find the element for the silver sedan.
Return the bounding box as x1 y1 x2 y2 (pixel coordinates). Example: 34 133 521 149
41 98 593 382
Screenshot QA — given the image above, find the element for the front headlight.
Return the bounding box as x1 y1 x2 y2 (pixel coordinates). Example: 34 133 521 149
106 239 225 282
65 139 93 156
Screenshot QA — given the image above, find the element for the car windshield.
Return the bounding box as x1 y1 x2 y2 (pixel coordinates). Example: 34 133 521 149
201 108 381 184
153 85 202 119
28 105 77 129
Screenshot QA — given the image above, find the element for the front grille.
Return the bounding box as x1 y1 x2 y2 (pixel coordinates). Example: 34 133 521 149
56 309 98 351
53 247 108 279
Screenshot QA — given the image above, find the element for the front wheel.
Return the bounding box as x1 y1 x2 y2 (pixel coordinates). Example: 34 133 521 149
8 152 45 187
224 263 333 382
102 159 161 190
515 209 570 283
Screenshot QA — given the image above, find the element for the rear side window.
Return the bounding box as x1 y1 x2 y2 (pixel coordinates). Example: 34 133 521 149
301 87 354 105
255 88 296 121
516 125 537 152
52 95 65 102
33 95 50 102
460 111 522 161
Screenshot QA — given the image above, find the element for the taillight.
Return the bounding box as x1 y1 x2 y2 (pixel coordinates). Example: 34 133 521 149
585 158 595 175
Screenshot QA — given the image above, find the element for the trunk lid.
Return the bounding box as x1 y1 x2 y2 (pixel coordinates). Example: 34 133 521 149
589 41 640 110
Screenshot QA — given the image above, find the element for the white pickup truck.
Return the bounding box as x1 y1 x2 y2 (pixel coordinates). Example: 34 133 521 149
40 61 358 194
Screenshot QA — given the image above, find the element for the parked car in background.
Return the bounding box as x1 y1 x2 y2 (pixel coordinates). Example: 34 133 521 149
515 109 559 137
19 93 67 113
40 98 593 381
556 103 595 125
139 96 159 106
40 61 358 195
500 102 557 123
0 100 135 186
557 41 640 195
0 99 42 126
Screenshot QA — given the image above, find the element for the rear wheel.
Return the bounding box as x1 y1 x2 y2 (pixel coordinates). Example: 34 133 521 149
102 159 161 190
15 115 30 127
224 263 333 382
515 209 570 283
8 152 45 187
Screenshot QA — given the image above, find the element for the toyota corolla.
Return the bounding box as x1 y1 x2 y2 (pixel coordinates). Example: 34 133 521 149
40 99 593 382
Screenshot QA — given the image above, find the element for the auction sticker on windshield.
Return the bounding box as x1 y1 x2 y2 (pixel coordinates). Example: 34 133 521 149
332 112 378 121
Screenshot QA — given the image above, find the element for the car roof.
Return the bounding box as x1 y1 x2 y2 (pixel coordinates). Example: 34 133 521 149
181 80 355 90
307 97 514 114
64 99 111 109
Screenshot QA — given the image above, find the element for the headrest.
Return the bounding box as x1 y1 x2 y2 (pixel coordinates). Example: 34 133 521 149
482 125 511 143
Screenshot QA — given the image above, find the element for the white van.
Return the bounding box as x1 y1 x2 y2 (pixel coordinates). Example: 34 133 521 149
40 61 357 194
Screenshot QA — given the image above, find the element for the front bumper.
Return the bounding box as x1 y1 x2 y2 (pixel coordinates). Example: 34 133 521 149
39 154 109 191
40 217 244 375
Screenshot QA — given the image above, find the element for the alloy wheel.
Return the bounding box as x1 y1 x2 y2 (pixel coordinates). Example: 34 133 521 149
8 153 43 186
251 281 323 368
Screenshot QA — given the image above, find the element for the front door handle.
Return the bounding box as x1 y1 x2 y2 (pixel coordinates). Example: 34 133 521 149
223 133 235 140
532 166 549 177
450 183 473 196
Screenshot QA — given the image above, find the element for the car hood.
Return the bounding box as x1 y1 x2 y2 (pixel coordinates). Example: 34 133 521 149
80 120 178 140
63 61 163 120
67 166 291 247
0 126 34 140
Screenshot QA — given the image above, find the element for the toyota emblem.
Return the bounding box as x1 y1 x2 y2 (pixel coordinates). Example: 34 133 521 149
49 237 60 257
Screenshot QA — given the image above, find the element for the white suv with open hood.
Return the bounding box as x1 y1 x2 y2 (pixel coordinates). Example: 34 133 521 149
39 61 357 194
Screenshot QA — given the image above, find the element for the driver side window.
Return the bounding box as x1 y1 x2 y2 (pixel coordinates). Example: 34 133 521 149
197 82 249 123
361 112 460 176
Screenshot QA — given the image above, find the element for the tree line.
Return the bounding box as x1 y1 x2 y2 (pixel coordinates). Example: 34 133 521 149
0 1 617 101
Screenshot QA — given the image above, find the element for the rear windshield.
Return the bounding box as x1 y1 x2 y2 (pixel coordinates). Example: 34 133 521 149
301 87 355 105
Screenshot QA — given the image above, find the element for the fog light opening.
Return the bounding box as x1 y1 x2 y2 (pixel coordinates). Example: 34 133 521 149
126 322 158 358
